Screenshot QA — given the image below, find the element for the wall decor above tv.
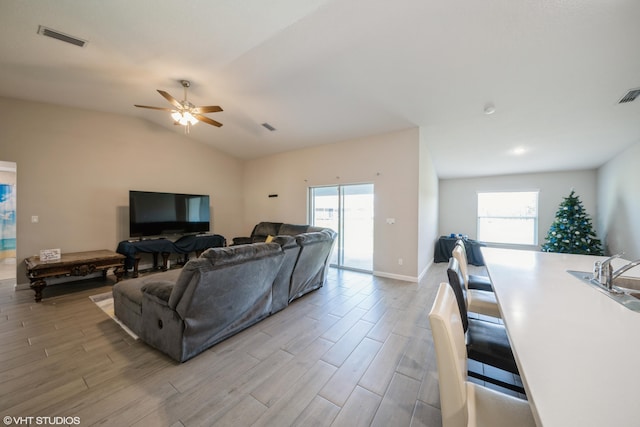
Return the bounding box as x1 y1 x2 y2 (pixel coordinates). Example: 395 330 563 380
129 190 210 238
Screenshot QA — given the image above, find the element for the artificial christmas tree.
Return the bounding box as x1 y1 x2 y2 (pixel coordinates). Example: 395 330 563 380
541 190 603 255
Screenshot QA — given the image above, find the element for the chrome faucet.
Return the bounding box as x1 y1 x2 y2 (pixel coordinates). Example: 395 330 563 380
594 253 640 291
594 253 623 290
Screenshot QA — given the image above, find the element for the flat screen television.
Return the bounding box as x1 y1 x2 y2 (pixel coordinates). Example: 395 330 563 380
129 190 210 238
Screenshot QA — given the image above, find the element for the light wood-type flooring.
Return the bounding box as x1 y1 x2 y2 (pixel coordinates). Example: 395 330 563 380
0 262 519 426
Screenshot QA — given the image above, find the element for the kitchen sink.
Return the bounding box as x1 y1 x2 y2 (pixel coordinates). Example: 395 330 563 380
567 270 640 312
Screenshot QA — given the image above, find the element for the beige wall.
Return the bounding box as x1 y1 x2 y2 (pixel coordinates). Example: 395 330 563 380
598 140 640 259
1 97 440 284
0 97 244 283
243 127 438 281
439 170 599 250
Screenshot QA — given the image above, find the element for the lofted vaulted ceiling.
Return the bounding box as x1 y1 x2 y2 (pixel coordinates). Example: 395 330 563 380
1 0 639 178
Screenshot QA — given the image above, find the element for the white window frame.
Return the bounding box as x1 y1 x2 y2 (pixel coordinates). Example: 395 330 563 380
477 190 539 245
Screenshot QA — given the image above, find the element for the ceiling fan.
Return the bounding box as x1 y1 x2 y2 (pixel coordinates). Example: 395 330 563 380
135 80 223 132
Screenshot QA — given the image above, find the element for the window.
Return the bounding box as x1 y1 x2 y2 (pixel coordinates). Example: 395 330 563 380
477 191 538 245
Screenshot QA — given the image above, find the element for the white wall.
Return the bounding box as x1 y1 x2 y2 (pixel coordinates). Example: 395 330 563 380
0 97 245 283
418 129 439 278
598 141 640 259
243 127 437 281
439 170 598 250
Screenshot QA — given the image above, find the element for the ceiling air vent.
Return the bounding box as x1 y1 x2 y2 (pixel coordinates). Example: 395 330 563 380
37 25 87 47
618 88 640 104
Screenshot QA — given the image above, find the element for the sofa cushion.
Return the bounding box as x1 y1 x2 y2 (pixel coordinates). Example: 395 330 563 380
169 243 283 310
116 268 183 312
199 242 280 264
272 235 297 249
279 223 309 236
141 280 174 304
252 222 282 238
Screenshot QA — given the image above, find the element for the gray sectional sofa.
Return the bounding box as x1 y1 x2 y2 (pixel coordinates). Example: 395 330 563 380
231 221 328 245
113 226 336 362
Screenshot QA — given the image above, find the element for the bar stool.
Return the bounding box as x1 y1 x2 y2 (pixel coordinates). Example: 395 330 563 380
448 253 500 319
454 239 493 291
429 283 536 427
446 258 522 391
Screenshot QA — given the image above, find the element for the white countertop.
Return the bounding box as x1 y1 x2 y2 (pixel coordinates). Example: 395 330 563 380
482 247 640 427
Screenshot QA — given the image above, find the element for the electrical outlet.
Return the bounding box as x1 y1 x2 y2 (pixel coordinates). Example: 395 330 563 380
398 258 403 265
31 215 39 223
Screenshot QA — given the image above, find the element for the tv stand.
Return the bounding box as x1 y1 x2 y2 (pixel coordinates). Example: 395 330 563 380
116 234 226 277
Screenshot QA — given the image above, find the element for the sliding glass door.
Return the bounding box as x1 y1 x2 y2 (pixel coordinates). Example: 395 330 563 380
309 183 374 272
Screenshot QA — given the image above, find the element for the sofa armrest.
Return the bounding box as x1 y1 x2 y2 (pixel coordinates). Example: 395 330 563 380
140 291 186 362
141 281 174 306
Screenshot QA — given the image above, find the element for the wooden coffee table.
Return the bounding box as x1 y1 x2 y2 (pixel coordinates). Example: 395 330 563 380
25 249 125 302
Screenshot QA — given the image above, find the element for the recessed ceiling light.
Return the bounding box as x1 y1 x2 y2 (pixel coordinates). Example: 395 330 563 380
484 104 496 115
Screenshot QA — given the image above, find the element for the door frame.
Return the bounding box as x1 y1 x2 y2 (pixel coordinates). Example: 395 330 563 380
308 183 374 273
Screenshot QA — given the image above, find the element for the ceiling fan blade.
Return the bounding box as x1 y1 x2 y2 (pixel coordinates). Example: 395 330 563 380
134 104 174 111
194 114 223 127
157 90 182 109
193 105 223 114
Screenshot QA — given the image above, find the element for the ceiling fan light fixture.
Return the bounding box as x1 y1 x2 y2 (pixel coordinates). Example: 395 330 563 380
135 80 222 130
183 112 198 126
171 110 198 126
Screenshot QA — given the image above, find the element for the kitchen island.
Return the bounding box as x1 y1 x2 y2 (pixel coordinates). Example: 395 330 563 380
482 247 640 427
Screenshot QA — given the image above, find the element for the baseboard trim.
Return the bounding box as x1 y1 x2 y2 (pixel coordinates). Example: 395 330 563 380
15 282 29 290
418 260 432 282
373 271 418 282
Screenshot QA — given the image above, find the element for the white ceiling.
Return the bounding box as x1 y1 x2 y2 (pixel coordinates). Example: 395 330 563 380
1 0 639 178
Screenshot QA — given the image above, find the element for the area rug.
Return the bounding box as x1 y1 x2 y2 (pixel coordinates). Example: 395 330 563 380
89 292 139 340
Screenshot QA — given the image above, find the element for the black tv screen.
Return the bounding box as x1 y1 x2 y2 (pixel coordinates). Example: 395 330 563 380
129 190 210 237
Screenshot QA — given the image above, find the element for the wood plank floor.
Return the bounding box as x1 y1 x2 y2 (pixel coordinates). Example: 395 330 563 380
0 262 514 426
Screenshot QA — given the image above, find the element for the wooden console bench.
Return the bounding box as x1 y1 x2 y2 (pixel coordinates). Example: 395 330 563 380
25 249 125 302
